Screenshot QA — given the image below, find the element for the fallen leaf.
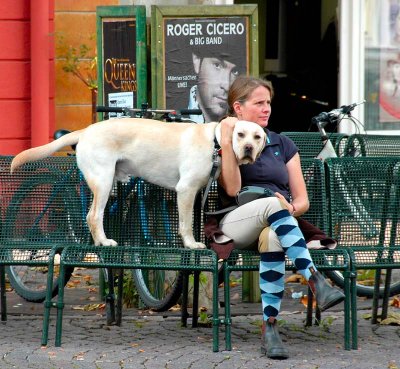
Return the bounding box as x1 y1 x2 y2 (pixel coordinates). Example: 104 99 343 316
380 317 400 325
66 280 81 288
73 352 85 361
380 312 400 325
83 303 106 311
168 304 181 312
300 295 316 309
390 295 400 308
285 273 302 283
71 306 85 310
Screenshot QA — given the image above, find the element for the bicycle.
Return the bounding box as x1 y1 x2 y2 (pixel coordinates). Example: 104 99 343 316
5 104 202 312
306 102 400 298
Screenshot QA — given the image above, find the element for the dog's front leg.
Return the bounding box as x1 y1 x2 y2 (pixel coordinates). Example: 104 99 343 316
176 189 206 249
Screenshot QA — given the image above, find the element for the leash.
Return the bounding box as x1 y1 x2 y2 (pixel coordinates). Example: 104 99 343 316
201 137 222 212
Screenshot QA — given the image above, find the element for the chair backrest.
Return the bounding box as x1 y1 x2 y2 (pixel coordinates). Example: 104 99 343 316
344 134 400 157
281 131 349 158
325 157 400 246
0 156 92 244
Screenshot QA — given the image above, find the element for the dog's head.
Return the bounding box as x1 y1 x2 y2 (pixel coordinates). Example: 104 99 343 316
232 121 266 165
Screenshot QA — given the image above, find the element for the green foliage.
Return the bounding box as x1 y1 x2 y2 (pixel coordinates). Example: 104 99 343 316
319 316 336 332
57 34 98 90
356 269 377 286
121 271 139 308
104 270 139 308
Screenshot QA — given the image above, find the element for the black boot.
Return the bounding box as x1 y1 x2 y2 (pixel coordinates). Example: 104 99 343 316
261 319 289 360
308 270 345 311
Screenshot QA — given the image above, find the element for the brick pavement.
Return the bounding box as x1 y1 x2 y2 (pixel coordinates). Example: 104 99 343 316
0 273 399 369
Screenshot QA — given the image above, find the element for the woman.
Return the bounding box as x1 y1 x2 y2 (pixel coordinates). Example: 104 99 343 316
218 75 345 360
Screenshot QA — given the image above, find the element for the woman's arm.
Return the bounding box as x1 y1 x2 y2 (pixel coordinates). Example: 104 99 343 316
275 153 309 216
218 117 242 197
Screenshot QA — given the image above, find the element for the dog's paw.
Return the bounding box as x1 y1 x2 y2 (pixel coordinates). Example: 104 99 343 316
185 242 207 250
95 239 118 247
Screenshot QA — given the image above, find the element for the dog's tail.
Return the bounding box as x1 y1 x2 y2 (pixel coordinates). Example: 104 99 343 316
11 130 83 173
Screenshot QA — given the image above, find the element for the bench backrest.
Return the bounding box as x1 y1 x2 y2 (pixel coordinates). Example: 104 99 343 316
113 179 187 248
1 155 327 249
281 132 349 158
344 134 400 157
0 156 192 249
325 157 400 247
0 156 92 244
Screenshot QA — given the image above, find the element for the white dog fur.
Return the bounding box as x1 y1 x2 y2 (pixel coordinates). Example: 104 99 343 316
11 118 266 249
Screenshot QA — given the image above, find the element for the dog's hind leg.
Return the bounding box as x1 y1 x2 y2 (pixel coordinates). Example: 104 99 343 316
176 188 206 249
85 174 117 246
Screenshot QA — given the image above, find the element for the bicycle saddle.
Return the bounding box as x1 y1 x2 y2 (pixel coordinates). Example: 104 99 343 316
53 129 71 140
53 129 76 151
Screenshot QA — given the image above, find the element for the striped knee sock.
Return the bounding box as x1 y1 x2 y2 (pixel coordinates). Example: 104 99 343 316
260 252 285 320
267 209 315 280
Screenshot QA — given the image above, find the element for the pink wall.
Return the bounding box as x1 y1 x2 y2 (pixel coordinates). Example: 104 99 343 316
0 0 55 155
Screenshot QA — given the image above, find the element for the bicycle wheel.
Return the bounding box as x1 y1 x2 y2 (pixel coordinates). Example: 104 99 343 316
123 180 184 311
4 172 86 302
325 269 400 298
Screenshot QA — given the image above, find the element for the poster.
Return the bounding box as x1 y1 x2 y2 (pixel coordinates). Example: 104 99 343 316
108 91 134 118
164 17 248 123
379 49 400 121
364 0 400 130
378 1 400 122
102 19 136 107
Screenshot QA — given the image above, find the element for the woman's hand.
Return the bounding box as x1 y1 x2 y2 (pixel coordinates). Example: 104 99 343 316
220 117 238 147
275 192 295 215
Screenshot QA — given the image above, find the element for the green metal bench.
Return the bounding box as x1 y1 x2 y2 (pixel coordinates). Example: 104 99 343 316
204 158 354 350
0 156 221 351
0 156 91 318
281 131 349 158
51 245 218 348
44 177 221 350
344 134 400 157
325 157 400 349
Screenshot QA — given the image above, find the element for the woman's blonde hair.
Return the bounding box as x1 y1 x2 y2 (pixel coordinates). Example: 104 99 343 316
227 75 274 116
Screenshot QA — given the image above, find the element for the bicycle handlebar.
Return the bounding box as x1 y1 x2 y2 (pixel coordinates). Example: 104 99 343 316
311 100 366 125
96 105 202 116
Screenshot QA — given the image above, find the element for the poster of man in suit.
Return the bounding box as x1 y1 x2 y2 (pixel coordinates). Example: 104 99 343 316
164 17 248 123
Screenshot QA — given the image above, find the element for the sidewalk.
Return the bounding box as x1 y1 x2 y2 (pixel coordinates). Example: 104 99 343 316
0 271 399 369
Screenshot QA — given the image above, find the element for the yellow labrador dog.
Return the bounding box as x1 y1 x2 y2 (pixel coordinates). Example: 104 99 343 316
11 118 266 249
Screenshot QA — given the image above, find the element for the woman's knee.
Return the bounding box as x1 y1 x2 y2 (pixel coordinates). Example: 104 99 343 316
258 197 288 219
258 227 283 253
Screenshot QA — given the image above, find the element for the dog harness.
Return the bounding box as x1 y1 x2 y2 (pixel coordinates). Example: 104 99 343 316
201 137 222 211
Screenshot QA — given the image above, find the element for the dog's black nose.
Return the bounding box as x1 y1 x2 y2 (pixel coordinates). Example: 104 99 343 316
244 145 253 155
